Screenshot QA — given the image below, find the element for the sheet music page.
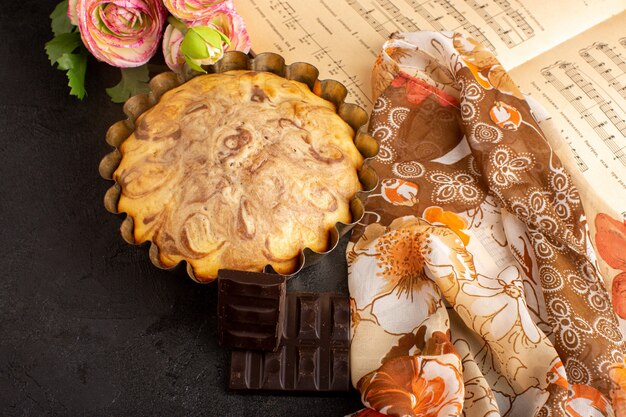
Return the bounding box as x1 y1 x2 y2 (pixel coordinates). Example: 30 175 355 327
236 0 624 110
510 11 626 212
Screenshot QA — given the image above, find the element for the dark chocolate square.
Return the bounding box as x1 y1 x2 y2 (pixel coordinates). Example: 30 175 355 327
229 293 351 392
218 270 286 352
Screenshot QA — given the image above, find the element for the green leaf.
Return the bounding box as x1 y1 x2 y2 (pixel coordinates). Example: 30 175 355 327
181 26 228 59
45 32 82 65
181 30 208 59
194 26 222 47
48 0 87 99
50 0 74 36
217 30 231 46
57 52 87 99
180 26 229 73
184 56 206 73
105 65 151 103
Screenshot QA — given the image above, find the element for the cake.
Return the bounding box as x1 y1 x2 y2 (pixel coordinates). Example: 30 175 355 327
112 70 364 281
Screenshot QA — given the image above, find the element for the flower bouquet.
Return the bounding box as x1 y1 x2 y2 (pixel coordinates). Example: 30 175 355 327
45 0 251 102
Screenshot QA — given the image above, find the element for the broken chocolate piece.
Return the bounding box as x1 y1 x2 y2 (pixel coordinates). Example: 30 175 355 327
229 292 351 392
218 269 286 352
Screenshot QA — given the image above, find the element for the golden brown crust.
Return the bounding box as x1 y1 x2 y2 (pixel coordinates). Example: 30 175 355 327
113 70 363 281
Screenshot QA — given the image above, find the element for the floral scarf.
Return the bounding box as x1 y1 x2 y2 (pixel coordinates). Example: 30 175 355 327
347 32 626 417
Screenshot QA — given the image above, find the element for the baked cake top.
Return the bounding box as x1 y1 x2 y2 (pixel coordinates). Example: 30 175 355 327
114 70 363 281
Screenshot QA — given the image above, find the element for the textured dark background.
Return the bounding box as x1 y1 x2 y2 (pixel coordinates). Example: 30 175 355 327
0 1 363 415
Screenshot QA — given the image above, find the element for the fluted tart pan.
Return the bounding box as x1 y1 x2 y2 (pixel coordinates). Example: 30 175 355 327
99 51 379 283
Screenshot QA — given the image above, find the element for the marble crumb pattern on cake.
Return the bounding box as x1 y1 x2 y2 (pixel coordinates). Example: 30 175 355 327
99 52 380 283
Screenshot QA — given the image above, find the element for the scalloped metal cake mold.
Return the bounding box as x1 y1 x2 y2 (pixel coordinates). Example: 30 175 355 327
99 51 379 283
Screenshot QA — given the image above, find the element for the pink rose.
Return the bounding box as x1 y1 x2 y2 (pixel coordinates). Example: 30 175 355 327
68 0 79 25
163 6 251 74
162 23 186 72
163 0 230 22
76 0 167 67
163 22 228 72
200 4 250 53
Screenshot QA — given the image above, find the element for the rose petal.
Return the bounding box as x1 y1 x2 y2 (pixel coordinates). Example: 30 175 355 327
77 0 167 67
163 0 231 22
162 24 185 72
595 213 626 271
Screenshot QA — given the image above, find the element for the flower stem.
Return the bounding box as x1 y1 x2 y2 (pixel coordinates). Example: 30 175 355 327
167 16 188 34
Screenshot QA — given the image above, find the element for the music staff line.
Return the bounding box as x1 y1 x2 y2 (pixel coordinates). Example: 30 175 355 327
331 0 537 53
405 0 445 31
346 0 395 39
580 42 626 100
272 0 372 106
374 0 420 32
464 0 534 48
433 0 495 51
494 0 533 37
542 62 626 167
565 64 626 160
559 127 589 172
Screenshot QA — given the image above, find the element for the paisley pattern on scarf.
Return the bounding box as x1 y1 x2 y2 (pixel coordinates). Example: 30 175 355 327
348 31 626 417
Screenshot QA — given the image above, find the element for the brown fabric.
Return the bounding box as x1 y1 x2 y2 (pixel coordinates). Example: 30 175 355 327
347 32 625 417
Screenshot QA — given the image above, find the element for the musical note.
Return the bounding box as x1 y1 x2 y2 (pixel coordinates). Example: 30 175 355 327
434 0 496 51
580 42 626 100
346 0 391 39
283 15 299 30
298 33 313 45
373 0 420 31
267 0 374 108
405 0 446 31
465 0 534 47
572 149 589 172
561 127 590 171
312 47 328 61
542 61 626 167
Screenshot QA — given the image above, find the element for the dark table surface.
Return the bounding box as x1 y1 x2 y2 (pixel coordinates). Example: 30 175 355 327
0 2 363 415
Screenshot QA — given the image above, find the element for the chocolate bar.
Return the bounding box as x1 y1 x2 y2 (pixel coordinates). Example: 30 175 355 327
229 293 351 392
217 270 286 352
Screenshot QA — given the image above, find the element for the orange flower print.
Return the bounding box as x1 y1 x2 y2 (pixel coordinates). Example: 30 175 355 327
546 358 568 390
350 297 361 329
382 330 457 364
489 101 522 130
385 46 398 56
422 331 458 357
375 228 429 296
613 273 626 320
487 65 524 100
595 213 626 319
609 365 626 417
386 46 413 62
383 327 427 363
423 206 470 246
595 213 626 271
358 355 464 417
381 178 419 207
452 35 498 90
372 52 400 101
350 222 442 334
566 384 614 417
453 33 524 100
452 34 498 68
463 61 492 90
390 75 459 107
